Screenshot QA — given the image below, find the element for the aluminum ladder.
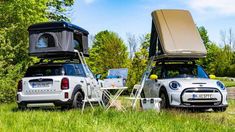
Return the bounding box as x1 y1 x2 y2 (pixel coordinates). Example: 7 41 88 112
131 56 155 109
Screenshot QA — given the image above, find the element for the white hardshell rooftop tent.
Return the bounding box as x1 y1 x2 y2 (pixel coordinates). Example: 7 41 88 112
149 9 207 59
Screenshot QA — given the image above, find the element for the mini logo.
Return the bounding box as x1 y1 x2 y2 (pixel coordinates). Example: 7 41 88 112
199 84 203 87
38 78 43 82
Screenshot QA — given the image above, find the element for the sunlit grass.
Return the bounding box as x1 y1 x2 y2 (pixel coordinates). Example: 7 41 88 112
0 100 234 131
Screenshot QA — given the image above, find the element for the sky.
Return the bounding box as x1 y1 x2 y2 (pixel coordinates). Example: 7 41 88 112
70 0 235 47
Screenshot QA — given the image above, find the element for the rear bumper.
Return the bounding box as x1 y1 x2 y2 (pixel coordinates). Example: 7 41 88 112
16 92 72 107
17 100 73 107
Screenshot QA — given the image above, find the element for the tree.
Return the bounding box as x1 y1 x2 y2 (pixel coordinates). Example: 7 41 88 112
127 34 150 89
198 26 210 49
127 33 137 59
0 0 75 103
87 30 129 77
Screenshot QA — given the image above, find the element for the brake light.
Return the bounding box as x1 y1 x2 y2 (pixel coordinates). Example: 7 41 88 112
61 78 69 90
17 80 22 92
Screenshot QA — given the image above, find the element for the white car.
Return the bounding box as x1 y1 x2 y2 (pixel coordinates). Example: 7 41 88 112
142 62 228 111
16 62 106 109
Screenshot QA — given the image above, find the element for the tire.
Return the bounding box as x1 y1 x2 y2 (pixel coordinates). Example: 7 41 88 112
139 91 145 108
213 107 227 112
18 103 27 110
72 91 84 109
159 89 170 109
102 92 109 106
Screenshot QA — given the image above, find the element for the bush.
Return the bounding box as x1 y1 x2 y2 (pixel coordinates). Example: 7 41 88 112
0 79 16 103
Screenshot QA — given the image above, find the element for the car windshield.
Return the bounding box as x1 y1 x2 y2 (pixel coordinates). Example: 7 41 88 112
154 64 209 79
25 66 63 77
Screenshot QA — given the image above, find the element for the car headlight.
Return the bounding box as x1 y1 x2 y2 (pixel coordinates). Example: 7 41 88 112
216 81 225 90
169 81 181 90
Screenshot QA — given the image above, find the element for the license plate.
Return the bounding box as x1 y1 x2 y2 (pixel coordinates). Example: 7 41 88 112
192 94 212 99
31 82 51 88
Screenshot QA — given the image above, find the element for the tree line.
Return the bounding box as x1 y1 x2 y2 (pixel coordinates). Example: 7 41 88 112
0 1 235 103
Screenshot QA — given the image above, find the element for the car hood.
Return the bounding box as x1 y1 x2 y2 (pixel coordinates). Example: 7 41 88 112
159 78 223 89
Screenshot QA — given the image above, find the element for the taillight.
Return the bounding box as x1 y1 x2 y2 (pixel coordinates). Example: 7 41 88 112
17 80 22 92
61 78 69 90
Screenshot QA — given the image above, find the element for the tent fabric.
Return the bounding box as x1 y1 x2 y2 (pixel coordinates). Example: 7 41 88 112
29 31 74 54
28 22 89 58
150 9 207 58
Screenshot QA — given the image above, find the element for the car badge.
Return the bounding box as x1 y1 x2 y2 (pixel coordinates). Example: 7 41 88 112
38 78 43 82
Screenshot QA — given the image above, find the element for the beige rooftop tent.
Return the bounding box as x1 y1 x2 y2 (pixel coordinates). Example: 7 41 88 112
149 9 207 59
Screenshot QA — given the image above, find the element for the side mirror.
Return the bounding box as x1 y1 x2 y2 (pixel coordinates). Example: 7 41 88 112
95 74 102 80
209 74 216 79
150 74 158 80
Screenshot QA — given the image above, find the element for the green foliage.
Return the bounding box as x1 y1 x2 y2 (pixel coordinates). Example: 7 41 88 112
0 0 74 103
87 30 129 77
127 34 150 89
197 27 235 77
198 26 210 48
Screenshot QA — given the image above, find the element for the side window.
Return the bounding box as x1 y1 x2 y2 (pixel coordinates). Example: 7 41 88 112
84 65 95 78
74 64 86 77
151 66 162 79
64 64 76 76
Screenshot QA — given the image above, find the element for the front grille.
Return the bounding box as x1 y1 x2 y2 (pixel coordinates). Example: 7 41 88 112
184 87 219 93
181 87 222 106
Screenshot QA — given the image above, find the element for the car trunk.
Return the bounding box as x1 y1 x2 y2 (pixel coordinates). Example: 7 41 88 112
22 76 64 95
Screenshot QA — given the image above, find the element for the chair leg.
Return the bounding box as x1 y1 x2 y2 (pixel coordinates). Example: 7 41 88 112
81 100 86 113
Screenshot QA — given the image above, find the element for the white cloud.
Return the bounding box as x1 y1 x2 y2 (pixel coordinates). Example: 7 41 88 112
83 0 96 4
187 0 235 15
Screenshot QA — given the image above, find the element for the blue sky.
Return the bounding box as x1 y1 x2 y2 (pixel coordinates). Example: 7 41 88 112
70 0 235 47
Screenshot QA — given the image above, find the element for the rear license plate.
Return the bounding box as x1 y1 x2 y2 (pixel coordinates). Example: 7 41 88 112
192 94 212 99
31 82 52 88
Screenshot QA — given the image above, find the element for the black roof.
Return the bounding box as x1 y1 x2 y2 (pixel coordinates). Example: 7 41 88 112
28 21 89 35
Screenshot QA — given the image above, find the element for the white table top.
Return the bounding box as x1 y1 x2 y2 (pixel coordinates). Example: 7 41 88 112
100 87 128 90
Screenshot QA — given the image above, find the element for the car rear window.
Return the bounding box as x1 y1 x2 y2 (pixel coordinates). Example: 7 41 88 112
25 66 63 77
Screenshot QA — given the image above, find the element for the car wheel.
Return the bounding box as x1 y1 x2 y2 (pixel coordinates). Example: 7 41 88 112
139 91 145 108
102 92 109 106
159 89 170 109
213 107 227 112
18 103 27 110
72 91 84 109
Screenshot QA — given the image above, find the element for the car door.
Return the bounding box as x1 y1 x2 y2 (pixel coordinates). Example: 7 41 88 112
83 65 99 99
145 65 162 97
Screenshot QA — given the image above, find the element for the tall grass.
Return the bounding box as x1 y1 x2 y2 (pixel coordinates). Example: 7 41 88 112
0 101 235 131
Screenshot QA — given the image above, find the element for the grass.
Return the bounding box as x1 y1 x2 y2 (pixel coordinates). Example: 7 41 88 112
216 77 235 87
0 100 235 131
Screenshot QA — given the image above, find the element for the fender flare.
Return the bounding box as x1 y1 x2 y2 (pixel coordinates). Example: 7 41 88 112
71 84 84 100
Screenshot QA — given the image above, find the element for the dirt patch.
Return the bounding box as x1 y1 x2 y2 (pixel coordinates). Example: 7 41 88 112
227 87 235 99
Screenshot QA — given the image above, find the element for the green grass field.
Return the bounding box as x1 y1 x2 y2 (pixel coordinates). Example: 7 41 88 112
0 100 235 132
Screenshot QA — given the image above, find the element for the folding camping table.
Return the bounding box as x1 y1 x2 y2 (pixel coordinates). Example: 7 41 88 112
101 87 128 111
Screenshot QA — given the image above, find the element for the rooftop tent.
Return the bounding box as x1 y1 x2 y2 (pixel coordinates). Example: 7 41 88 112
149 10 207 59
28 21 89 58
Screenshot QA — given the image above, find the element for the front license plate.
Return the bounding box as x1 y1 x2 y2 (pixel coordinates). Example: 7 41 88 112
193 94 212 99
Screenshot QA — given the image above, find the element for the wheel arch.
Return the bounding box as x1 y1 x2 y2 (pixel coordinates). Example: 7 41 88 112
71 84 85 100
